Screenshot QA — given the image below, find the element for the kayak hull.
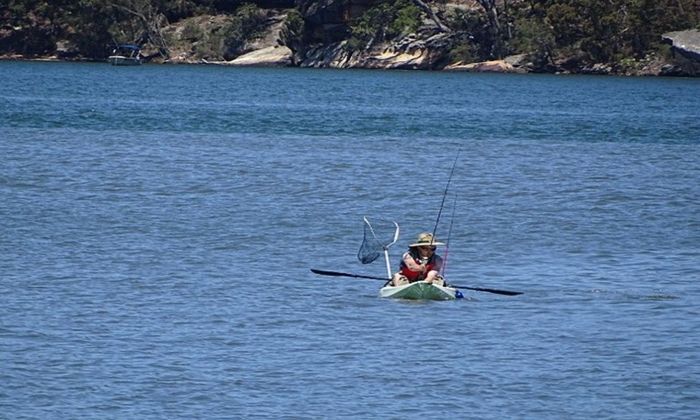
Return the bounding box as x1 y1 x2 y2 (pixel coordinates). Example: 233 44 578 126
379 281 462 300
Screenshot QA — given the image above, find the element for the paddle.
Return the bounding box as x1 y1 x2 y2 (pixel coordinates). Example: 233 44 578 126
311 268 388 280
310 269 523 296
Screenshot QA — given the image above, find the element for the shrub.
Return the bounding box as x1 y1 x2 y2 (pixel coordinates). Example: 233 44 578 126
222 3 267 59
349 0 423 50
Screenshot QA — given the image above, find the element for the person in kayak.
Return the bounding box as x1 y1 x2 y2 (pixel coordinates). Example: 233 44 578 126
390 232 445 286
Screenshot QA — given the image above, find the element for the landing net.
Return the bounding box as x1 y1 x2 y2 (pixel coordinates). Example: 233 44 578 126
357 217 399 278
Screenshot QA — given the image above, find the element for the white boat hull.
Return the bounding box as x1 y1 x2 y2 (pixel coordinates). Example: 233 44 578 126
380 281 463 300
108 55 141 66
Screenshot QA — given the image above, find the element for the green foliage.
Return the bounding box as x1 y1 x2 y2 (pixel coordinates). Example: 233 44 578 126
1 0 699 70
349 0 423 50
0 0 249 58
181 19 205 41
2 1 114 56
66 1 120 58
280 8 305 52
448 42 478 64
207 0 245 12
510 14 556 68
222 3 267 59
390 2 422 36
193 31 227 59
451 0 700 67
544 3 582 47
445 7 490 62
154 0 204 21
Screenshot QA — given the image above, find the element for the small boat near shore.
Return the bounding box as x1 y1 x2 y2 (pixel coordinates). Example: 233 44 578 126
108 44 142 66
380 281 463 300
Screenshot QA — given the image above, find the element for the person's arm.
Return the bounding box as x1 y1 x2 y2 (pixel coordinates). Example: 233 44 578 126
424 255 443 283
402 252 425 272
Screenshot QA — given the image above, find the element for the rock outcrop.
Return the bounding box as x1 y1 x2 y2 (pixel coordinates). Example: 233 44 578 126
228 45 293 66
299 29 453 69
660 29 700 76
662 29 700 62
444 54 530 73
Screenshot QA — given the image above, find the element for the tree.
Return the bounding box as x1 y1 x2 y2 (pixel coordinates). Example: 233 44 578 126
108 0 170 57
476 0 502 58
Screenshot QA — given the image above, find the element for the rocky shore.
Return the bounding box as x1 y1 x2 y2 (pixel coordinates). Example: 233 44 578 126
165 21 700 77
2 3 699 77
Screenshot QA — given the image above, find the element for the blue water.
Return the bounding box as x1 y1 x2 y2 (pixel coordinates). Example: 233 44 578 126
1 61 699 418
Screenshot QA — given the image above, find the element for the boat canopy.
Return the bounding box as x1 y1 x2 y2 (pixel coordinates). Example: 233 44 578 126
116 44 140 50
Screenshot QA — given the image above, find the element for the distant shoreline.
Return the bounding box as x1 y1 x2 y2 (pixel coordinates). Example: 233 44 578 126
3 54 697 78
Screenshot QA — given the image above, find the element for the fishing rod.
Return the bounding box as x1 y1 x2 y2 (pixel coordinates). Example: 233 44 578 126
431 148 462 242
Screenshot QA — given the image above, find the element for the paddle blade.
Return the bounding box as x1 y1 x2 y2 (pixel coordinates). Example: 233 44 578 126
450 285 523 296
310 268 346 277
310 269 387 281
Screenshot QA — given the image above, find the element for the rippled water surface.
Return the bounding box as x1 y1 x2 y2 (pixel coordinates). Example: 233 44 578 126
1 62 699 418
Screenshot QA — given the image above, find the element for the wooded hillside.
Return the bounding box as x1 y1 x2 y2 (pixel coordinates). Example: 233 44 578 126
1 1 698 75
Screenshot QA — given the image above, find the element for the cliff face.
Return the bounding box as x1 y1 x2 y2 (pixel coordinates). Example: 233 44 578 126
294 0 450 69
297 31 454 70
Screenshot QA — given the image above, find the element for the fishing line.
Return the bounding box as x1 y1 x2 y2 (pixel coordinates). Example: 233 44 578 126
440 191 459 276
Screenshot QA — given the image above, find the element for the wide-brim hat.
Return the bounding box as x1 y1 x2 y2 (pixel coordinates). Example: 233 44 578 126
409 232 445 247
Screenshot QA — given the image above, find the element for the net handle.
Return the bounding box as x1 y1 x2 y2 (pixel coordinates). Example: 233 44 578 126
383 220 399 279
363 217 400 279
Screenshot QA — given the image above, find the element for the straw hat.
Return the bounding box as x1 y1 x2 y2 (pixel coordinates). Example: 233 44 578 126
409 232 445 247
